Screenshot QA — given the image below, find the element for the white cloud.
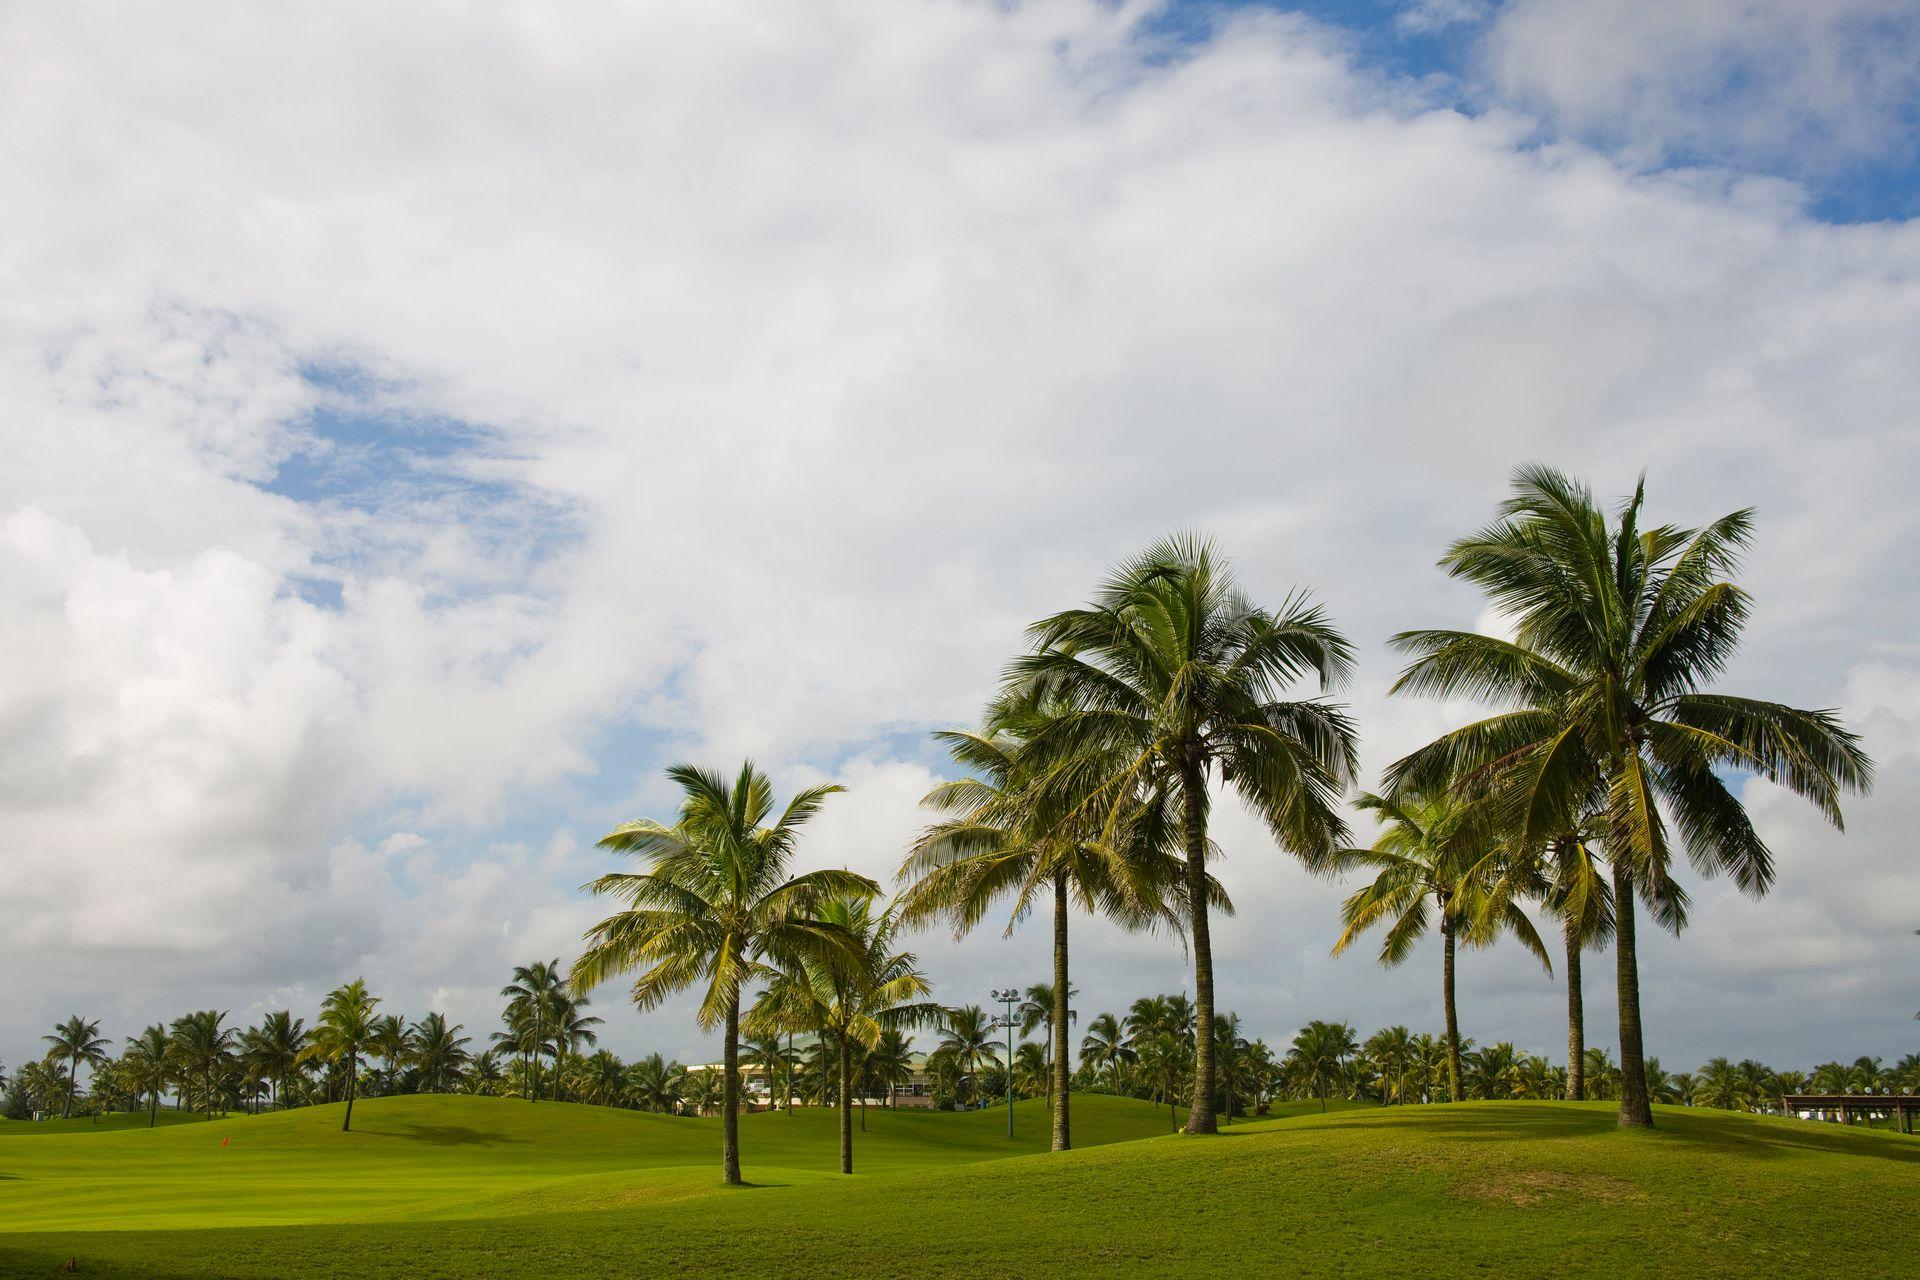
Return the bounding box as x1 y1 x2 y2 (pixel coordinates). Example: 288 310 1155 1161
1482 0 1920 178
0 0 1915 1071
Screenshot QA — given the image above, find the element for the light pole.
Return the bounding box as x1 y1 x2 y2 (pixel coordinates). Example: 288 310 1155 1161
990 988 1020 1139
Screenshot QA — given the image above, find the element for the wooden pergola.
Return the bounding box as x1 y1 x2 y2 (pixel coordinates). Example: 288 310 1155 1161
1782 1094 1920 1134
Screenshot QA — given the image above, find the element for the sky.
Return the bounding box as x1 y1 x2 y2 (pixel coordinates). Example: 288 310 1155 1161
2 0 1917 1079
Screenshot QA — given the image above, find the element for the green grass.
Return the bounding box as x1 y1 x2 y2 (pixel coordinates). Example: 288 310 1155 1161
0 1109 206 1135
1 1095 1912 1278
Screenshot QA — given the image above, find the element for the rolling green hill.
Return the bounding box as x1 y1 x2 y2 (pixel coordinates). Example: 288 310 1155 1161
0 1096 1911 1278
0 1109 205 1136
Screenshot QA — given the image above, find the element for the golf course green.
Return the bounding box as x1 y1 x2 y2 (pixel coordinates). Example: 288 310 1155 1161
1 1095 1912 1278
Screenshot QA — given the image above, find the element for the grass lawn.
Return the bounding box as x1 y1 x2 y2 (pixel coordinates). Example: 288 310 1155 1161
1 1095 1912 1278
0 1110 206 1135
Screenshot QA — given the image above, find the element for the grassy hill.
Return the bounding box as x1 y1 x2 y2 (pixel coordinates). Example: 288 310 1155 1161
0 1096 1912 1278
0 1109 205 1135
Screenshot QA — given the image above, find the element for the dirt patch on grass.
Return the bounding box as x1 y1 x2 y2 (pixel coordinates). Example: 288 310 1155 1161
1454 1170 1646 1208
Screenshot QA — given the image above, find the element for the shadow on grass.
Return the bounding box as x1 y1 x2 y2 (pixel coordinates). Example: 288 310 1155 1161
374 1124 531 1148
1290 1102 1920 1166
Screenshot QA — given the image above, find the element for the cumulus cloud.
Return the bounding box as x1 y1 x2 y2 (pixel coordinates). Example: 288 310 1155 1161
0 0 1915 1069
1482 0 1920 179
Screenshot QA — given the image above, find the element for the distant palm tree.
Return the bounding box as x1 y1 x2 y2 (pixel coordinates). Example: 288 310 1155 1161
741 1033 795 1111
369 1015 410 1096
626 1053 685 1114
302 979 380 1131
123 1025 173 1127
41 1016 110 1119
242 1012 307 1111
1363 1026 1418 1105
546 991 602 1102
866 1029 915 1109
1388 467 1872 1127
497 960 564 1101
572 761 875 1185
1330 789 1549 1102
1007 535 1359 1133
682 1069 723 1117
934 1005 1002 1109
1285 1021 1357 1112
168 1011 239 1120
577 1050 627 1106
466 1048 504 1095
1213 1012 1249 1121
749 896 939 1173
1078 1013 1133 1093
1134 1031 1187 1130
901 692 1189 1151
410 1013 471 1093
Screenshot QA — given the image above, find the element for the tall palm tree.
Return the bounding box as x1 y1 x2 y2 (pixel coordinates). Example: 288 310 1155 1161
934 1005 1001 1107
302 979 380 1131
123 1025 172 1127
410 1013 471 1093
546 991 602 1103
41 1016 110 1119
1387 467 1872 1126
498 960 564 1101
572 761 875 1185
750 896 939 1173
1009 535 1359 1132
369 1014 410 1097
167 1011 239 1120
1329 789 1550 1101
241 1012 307 1112
902 698 1192 1150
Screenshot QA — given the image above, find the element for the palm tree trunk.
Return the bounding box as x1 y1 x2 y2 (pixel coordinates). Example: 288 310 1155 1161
837 1033 853 1175
1180 763 1218 1135
1566 919 1585 1102
1611 859 1654 1128
64 1061 76 1119
722 995 743 1185
148 1090 158 1128
785 1033 795 1116
342 1052 356 1132
1052 872 1072 1153
1441 915 1462 1103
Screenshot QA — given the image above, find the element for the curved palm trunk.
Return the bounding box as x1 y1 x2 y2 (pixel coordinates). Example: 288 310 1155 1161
1611 860 1654 1128
1441 915 1462 1103
342 1051 357 1132
1052 872 1072 1152
722 996 743 1185
148 1089 158 1128
1180 763 1218 1135
63 1061 77 1119
1565 920 1585 1101
837 1033 854 1174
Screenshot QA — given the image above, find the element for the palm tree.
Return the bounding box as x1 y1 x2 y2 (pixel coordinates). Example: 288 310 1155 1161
546 991 602 1102
934 1005 1002 1108
1008 535 1360 1133
1329 789 1549 1101
1017 981 1079 1111
241 1012 307 1111
1387 467 1872 1126
410 1014 471 1093
626 1053 685 1114
123 1025 172 1127
901 694 1193 1152
498 960 564 1101
302 979 380 1131
1213 1012 1249 1121
866 1029 915 1108
466 1048 504 1095
750 895 939 1174
1078 1013 1133 1093
1134 1030 1187 1130
41 1016 110 1119
572 761 875 1185
1285 1020 1358 1111
167 1011 239 1120
369 1015 410 1097
741 1033 795 1111
1363 1026 1418 1105
576 1050 627 1106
